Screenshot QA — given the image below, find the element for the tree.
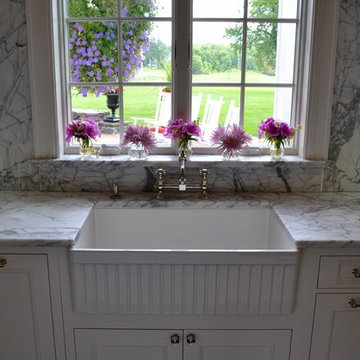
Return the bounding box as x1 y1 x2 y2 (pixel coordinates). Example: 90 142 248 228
192 44 239 74
68 0 156 96
143 39 171 68
225 0 278 75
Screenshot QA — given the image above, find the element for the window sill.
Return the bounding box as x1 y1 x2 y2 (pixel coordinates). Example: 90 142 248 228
34 154 326 168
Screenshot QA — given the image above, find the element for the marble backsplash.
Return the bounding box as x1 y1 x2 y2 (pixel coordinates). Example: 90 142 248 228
0 0 359 193
0 156 325 193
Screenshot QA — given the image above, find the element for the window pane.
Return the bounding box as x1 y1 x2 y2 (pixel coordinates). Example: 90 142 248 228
121 0 171 18
193 22 242 83
193 0 244 18
71 86 121 145
123 86 172 146
244 87 292 138
67 0 117 17
248 0 297 19
126 21 172 83
244 23 296 84
69 21 118 84
191 87 241 147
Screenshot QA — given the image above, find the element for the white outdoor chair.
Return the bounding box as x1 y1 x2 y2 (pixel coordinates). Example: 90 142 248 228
131 89 171 133
224 100 240 127
200 94 224 139
191 92 202 121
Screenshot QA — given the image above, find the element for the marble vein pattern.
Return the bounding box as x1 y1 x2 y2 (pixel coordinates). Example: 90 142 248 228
324 0 360 191
21 156 325 193
0 0 33 176
0 192 94 245
0 191 360 247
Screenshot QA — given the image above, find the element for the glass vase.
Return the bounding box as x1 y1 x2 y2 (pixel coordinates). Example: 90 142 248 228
178 139 192 158
270 142 284 160
128 143 147 160
79 143 92 160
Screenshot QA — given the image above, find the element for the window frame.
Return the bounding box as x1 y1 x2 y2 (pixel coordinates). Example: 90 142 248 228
27 0 339 160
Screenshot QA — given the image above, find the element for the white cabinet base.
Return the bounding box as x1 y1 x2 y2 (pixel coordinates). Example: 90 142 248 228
0 254 56 360
310 294 360 359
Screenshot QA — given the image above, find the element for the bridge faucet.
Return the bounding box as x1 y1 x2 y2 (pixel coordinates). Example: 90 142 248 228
154 152 211 199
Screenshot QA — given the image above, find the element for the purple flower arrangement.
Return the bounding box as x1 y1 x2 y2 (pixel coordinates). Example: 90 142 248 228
210 124 252 158
164 118 202 155
121 125 157 152
258 117 299 148
65 118 101 155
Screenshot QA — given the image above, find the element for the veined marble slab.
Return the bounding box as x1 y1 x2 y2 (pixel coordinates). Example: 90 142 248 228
0 191 359 247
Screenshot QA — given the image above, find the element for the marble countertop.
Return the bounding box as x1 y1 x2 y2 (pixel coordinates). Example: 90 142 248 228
0 191 359 248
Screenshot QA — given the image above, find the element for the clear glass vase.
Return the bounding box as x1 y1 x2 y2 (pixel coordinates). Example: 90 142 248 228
128 143 147 160
79 143 92 160
270 142 284 160
178 139 192 158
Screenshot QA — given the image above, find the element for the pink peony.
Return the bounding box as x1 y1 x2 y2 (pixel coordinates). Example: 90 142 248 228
65 118 101 143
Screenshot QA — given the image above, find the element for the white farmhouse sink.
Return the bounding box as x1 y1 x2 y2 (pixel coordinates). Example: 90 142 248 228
70 207 298 316
75 207 296 251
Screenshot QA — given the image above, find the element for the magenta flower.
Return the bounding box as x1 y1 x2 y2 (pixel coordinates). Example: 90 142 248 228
258 117 299 149
164 118 202 155
65 118 101 155
121 125 156 152
210 124 252 158
65 118 101 143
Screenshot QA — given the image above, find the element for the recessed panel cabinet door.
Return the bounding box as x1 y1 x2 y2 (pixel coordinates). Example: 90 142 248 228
75 329 183 360
310 294 360 360
0 254 56 360
184 330 291 360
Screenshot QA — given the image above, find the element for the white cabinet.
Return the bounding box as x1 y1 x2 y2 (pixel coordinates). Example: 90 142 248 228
184 330 291 360
74 329 291 360
0 254 56 360
310 294 360 360
310 255 360 360
75 329 182 360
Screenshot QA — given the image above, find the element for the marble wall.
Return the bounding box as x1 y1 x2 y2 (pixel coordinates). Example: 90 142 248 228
0 0 33 176
324 0 360 191
0 0 359 193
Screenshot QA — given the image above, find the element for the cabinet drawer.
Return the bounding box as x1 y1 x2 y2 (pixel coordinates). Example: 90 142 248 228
318 256 360 289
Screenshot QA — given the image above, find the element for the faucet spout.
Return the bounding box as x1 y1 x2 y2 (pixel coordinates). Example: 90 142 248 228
178 151 187 191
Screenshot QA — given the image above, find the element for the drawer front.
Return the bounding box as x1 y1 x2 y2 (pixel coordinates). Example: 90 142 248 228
318 256 360 289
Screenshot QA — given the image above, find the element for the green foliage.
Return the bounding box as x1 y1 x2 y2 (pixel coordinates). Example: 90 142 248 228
192 44 239 74
68 0 117 17
143 39 171 68
225 0 278 75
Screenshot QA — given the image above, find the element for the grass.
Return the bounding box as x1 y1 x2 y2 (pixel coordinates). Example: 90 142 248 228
71 69 276 137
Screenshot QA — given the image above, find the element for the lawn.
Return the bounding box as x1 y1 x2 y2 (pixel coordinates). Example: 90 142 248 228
71 69 275 137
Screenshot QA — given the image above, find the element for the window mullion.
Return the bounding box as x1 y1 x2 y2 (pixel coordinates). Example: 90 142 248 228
174 0 191 121
239 0 248 128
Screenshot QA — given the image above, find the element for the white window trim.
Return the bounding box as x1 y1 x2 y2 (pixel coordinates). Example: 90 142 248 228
27 0 339 160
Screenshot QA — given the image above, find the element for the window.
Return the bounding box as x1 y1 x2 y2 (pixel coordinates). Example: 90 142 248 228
27 0 339 159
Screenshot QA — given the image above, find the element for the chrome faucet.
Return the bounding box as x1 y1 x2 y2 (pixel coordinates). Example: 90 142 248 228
155 152 210 199
179 151 187 191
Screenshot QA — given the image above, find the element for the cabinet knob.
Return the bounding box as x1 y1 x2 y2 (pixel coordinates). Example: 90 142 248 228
348 298 360 308
352 268 360 278
186 333 196 344
0 258 7 268
170 334 180 344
